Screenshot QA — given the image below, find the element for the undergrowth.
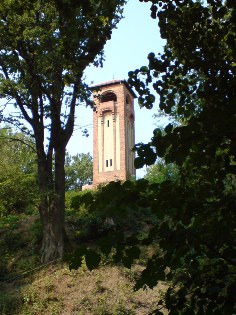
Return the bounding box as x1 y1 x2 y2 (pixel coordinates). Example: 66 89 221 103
0 186 164 315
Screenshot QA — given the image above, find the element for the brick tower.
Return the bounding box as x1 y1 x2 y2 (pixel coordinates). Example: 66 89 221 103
92 80 136 185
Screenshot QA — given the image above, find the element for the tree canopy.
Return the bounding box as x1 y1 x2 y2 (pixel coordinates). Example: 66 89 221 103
65 152 93 191
144 159 179 184
0 0 125 262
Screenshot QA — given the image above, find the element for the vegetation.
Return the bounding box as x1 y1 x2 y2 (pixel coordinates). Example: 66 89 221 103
0 128 38 216
0 0 125 262
0 127 92 215
126 0 236 313
0 186 163 315
144 159 179 184
65 152 93 191
1 0 236 314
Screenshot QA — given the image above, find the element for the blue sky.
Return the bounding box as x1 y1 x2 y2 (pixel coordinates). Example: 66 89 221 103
67 0 166 177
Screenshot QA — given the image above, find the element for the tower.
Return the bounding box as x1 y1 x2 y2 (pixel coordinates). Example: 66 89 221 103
92 80 136 185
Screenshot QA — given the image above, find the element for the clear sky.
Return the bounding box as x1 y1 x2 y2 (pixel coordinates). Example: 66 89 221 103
67 0 166 177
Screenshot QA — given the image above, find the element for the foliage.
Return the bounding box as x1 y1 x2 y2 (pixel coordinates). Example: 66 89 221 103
0 128 38 215
144 159 179 184
0 214 42 281
65 152 93 191
124 0 236 314
0 214 20 230
65 179 157 270
66 181 154 245
0 0 126 261
65 189 81 212
68 181 236 314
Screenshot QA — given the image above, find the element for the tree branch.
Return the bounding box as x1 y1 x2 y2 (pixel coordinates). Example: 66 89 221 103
0 135 36 153
0 61 33 125
63 83 79 145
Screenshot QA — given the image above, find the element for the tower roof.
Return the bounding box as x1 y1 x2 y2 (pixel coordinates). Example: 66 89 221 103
90 80 137 98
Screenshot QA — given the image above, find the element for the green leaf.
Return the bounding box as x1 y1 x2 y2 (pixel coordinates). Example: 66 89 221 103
66 246 87 270
134 157 145 169
85 250 101 271
125 246 141 260
122 256 133 269
113 247 123 263
97 235 113 256
164 123 173 134
140 66 149 73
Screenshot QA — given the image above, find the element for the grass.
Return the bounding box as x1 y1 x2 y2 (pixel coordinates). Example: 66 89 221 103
1 263 165 315
17 264 164 315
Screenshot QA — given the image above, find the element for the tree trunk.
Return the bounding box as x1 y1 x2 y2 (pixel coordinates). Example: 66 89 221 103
37 146 66 263
40 200 65 263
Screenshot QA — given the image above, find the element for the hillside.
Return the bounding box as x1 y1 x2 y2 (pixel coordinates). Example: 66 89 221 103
0 213 166 315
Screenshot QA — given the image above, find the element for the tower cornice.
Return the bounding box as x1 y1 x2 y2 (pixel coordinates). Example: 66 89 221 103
90 80 137 98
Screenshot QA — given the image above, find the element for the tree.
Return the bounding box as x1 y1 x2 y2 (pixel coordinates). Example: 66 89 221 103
0 0 125 262
126 0 236 313
0 127 38 215
65 152 93 191
144 159 179 184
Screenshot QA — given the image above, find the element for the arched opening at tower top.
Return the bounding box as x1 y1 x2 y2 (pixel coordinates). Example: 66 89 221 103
100 92 117 103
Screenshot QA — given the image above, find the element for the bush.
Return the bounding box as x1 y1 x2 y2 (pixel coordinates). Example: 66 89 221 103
66 181 157 243
73 207 106 241
70 190 95 212
0 202 7 218
0 214 20 230
65 190 81 213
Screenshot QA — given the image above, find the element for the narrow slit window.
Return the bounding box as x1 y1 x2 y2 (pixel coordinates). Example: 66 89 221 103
107 120 109 127
106 160 108 167
110 159 112 166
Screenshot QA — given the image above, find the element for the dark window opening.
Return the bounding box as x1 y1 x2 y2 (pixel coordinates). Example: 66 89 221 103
106 160 108 167
107 120 109 127
101 92 117 103
110 159 112 166
126 95 131 105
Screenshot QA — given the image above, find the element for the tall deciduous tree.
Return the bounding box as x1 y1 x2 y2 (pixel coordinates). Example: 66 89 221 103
0 0 125 262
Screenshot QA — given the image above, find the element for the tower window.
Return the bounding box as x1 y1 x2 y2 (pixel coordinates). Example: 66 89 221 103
101 92 117 102
126 95 131 105
106 160 108 167
110 159 112 166
107 120 109 127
